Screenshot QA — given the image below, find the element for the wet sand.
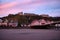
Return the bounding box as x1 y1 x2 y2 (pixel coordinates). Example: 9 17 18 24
0 29 60 40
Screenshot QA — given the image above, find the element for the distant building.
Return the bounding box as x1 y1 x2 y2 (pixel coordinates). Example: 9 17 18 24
39 19 47 25
30 19 53 26
0 19 3 26
8 19 18 27
30 20 40 26
0 19 3 23
17 12 23 15
40 14 49 17
24 13 38 16
4 19 8 23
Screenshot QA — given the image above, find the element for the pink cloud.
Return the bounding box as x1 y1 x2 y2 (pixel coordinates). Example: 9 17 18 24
0 0 58 9
0 2 18 9
0 0 44 9
0 0 47 17
0 0 58 17
0 0 32 9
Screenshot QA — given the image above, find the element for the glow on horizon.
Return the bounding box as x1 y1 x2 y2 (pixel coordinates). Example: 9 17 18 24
0 0 60 17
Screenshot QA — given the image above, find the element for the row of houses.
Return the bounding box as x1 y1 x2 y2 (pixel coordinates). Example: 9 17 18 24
0 18 60 29
0 12 60 28
0 19 18 28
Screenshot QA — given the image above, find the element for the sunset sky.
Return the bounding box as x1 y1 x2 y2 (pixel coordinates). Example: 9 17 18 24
0 0 60 17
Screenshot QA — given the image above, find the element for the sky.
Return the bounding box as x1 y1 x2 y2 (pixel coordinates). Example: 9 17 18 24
0 0 60 17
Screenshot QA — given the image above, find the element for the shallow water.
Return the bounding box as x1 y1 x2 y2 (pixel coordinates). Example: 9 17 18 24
0 29 60 40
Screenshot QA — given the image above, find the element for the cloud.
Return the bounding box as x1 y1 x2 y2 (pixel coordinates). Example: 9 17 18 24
0 0 32 9
0 0 46 9
0 2 18 9
0 0 60 17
